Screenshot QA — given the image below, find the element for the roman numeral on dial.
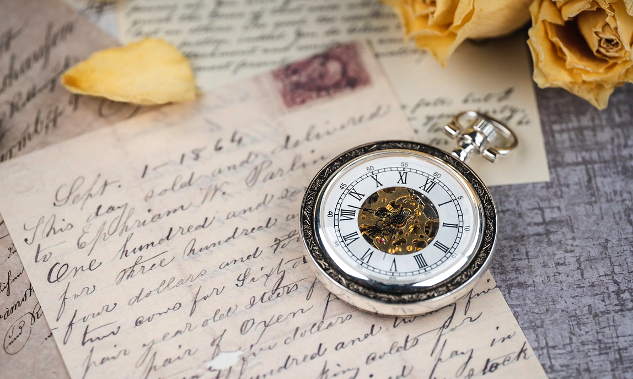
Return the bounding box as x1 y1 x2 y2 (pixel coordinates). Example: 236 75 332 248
414 253 427 268
397 171 408 184
390 258 397 272
339 208 356 221
420 177 436 193
433 240 450 253
348 188 364 201
370 174 382 187
442 222 458 228
342 231 360 246
360 248 373 263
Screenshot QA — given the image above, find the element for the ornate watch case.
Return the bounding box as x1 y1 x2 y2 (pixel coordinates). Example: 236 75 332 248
300 111 517 315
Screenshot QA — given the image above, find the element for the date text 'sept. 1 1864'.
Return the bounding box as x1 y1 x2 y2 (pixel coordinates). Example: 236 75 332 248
301 111 518 315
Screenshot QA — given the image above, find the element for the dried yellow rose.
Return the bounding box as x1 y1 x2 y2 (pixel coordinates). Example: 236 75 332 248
382 0 532 65
528 0 633 109
62 38 196 105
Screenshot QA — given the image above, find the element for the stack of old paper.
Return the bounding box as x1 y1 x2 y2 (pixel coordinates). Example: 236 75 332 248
0 1 548 378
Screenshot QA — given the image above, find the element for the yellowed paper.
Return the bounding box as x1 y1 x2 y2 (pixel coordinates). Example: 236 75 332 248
382 34 550 186
0 1 141 378
62 0 119 38
118 0 549 186
0 42 547 379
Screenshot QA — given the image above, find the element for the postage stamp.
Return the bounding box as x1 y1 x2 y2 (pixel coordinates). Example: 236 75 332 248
272 43 371 109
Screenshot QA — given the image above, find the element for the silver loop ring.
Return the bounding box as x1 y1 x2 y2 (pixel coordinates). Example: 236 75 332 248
453 110 518 155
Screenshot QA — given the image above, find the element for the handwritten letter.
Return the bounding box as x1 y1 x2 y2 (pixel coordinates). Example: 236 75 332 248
0 0 140 377
119 0 549 186
0 42 546 379
62 0 119 38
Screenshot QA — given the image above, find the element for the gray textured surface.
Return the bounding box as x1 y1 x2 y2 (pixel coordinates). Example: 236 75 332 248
490 84 633 379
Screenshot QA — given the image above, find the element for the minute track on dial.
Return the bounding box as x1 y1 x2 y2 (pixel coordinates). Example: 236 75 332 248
330 164 468 278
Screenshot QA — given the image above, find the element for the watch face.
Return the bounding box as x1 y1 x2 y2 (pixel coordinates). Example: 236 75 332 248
302 141 497 314
316 149 483 288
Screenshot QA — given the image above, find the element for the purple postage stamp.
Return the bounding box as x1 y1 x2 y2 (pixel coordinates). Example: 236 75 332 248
272 43 371 109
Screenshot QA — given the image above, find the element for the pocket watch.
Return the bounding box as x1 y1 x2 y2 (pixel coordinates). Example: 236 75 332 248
300 111 518 315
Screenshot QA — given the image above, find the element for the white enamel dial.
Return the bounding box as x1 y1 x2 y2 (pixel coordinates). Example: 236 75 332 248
317 150 483 287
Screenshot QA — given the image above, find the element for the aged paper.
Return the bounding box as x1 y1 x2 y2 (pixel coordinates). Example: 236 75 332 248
62 0 119 38
0 42 547 379
0 0 140 377
118 0 549 186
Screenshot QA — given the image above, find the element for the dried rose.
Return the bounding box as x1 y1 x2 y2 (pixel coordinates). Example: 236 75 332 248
382 0 532 65
527 0 633 109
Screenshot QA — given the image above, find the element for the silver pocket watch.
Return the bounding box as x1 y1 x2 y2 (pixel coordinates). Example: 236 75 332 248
300 111 518 315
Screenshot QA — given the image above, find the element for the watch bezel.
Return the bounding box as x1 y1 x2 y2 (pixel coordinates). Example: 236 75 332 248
300 140 497 315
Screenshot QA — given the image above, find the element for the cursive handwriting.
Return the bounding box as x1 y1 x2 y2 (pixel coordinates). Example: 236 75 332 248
0 37 544 379
121 0 407 84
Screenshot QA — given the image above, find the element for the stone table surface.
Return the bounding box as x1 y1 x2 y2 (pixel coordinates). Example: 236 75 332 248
490 84 633 379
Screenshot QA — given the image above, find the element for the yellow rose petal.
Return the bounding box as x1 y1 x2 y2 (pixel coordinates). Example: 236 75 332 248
578 8 626 59
625 0 633 16
429 0 460 27
559 0 598 20
62 38 196 105
382 0 531 65
528 0 633 110
613 1 633 49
